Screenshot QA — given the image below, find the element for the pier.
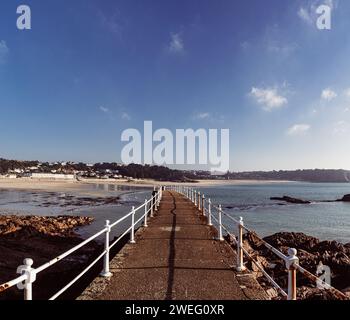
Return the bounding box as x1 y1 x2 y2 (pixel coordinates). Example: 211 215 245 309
0 186 347 300
84 190 266 300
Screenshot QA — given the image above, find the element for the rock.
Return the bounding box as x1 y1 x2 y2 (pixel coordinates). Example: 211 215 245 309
0 215 94 237
263 232 319 252
266 288 279 299
0 215 101 300
337 194 350 202
270 196 311 204
240 231 350 300
342 287 350 298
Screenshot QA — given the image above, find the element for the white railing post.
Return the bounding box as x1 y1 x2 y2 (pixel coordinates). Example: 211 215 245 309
218 205 224 241
236 217 246 272
101 220 112 277
151 197 154 217
194 191 197 207
16 258 36 300
208 199 212 226
144 199 148 228
130 206 136 244
202 195 205 215
286 248 299 300
198 192 201 211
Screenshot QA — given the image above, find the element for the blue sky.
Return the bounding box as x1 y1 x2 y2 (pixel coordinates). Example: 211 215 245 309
1 0 350 171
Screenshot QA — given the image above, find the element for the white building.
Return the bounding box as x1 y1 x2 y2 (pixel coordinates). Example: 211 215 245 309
26 173 76 180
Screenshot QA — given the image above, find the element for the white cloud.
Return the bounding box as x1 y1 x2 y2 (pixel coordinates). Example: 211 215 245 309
298 7 314 25
195 112 210 120
333 120 349 135
121 112 131 120
321 88 337 101
344 88 350 98
0 40 9 64
267 42 298 56
250 87 288 111
99 106 109 113
98 10 123 37
287 124 311 136
168 33 184 54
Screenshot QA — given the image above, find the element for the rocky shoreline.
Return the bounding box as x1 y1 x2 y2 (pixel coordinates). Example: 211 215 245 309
227 232 350 300
0 215 103 300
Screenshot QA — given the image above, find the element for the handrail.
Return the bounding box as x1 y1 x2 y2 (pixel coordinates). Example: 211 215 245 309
0 186 163 300
167 185 348 301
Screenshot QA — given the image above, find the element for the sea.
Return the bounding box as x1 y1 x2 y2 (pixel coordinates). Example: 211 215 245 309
0 182 349 243
196 182 350 244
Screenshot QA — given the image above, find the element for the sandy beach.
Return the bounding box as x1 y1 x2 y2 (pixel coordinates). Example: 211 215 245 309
0 177 292 193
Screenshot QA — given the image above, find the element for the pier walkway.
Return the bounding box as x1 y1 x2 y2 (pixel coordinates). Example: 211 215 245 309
93 191 267 300
2 186 346 300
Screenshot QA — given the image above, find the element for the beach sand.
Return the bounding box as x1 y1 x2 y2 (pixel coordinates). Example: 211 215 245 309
0 177 292 193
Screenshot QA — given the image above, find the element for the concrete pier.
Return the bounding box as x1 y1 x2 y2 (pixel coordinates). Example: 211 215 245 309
80 191 267 300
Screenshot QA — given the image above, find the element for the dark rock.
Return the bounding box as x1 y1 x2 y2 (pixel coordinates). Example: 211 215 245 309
263 232 319 252
270 196 311 204
337 194 350 202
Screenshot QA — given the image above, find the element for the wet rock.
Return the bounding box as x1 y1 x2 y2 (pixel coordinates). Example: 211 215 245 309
270 196 311 204
337 194 350 202
0 215 94 237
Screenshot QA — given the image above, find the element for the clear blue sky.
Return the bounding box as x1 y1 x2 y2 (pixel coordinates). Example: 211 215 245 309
0 0 350 171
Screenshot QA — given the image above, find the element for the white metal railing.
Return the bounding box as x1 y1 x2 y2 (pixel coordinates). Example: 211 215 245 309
0 186 163 300
167 185 348 301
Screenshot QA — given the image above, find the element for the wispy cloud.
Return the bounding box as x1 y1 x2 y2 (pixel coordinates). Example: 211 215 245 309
98 10 124 38
0 40 9 64
321 88 337 101
333 120 349 135
99 106 109 113
267 42 298 56
250 86 288 111
287 124 311 136
167 33 184 54
194 112 210 120
121 112 131 120
298 7 314 25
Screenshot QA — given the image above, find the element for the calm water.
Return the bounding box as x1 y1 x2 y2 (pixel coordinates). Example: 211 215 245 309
0 184 152 240
196 182 350 244
1 182 349 243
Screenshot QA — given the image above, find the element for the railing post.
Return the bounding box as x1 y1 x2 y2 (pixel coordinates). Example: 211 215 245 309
16 258 36 300
194 190 197 207
130 206 136 244
218 205 224 241
198 192 201 211
151 197 154 217
236 217 246 272
101 220 112 277
144 199 148 228
286 248 299 300
208 199 212 226
202 195 205 215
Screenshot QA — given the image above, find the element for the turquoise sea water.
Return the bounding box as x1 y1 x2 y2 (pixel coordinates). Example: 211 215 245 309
196 182 350 244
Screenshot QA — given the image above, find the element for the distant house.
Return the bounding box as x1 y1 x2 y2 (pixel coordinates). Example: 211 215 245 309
25 173 76 180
